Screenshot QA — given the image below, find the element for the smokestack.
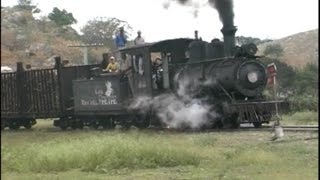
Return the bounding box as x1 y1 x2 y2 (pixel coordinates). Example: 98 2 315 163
221 26 237 57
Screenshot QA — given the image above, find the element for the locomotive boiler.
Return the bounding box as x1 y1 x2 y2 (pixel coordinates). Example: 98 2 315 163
158 26 279 128
175 26 266 95
174 43 267 99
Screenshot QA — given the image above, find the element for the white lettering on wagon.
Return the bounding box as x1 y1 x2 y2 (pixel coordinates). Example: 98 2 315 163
80 81 118 106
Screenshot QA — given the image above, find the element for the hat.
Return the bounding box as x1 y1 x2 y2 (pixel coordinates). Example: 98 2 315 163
110 56 115 60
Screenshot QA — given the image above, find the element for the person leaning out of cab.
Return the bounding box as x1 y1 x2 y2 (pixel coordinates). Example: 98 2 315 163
105 56 119 73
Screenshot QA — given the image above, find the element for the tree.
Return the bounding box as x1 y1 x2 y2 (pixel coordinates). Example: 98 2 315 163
16 0 41 14
289 63 319 111
81 17 133 50
18 0 32 6
48 7 77 26
235 36 272 46
294 63 318 95
263 44 283 58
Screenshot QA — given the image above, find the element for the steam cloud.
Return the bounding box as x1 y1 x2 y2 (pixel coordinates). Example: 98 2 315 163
163 0 234 27
129 78 219 129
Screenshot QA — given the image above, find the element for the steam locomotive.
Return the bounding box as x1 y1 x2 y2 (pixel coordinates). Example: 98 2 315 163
1 26 288 130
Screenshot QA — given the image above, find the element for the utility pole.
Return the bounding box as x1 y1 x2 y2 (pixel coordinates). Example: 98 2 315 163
68 43 105 65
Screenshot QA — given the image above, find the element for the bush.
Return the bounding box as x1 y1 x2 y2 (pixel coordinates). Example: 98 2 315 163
263 44 284 58
281 111 318 125
48 7 77 26
288 94 318 112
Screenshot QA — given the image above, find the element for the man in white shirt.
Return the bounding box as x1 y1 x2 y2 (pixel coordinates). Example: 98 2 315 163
134 30 145 45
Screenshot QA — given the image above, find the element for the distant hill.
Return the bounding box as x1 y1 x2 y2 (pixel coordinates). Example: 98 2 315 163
1 6 106 69
257 29 318 68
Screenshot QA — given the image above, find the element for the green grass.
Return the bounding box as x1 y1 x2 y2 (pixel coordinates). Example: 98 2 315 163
1 119 318 179
1 131 200 173
281 111 318 125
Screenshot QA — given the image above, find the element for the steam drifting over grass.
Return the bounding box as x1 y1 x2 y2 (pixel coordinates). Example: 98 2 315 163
129 77 219 129
130 94 219 129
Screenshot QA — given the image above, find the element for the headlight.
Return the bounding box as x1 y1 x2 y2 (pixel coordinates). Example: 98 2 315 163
247 71 258 83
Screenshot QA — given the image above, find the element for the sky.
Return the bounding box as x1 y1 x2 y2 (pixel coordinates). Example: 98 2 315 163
2 0 319 42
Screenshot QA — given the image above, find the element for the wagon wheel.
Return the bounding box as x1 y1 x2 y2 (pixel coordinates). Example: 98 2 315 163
9 122 20 130
135 121 149 129
207 112 223 129
102 118 115 129
112 115 131 130
211 119 223 129
134 115 150 129
121 121 131 130
90 122 99 130
77 121 84 129
23 122 32 129
231 121 240 128
253 122 262 128
71 123 77 130
60 121 68 130
1 120 5 130
223 113 240 129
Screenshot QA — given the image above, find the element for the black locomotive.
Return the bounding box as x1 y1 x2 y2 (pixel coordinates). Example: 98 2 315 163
1 25 288 130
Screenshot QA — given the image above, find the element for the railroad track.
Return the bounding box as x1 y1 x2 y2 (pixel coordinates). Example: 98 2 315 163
223 126 319 133
263 125 318 132
175 125 319 133
1 124 318 132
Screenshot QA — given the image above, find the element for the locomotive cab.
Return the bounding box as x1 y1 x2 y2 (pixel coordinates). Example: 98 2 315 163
118 39 194 96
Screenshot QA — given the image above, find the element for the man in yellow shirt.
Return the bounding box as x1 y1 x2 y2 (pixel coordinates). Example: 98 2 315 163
105 56 119 72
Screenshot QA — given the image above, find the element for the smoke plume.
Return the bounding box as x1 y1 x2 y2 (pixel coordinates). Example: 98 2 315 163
163 0 202 18
163 0 234 27
208 0 234 27
128 78 219 129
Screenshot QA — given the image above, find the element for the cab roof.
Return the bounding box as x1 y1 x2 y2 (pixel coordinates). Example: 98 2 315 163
119 38 194 53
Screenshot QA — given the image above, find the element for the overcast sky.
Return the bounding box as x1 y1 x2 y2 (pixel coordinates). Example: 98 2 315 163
2 0 319 42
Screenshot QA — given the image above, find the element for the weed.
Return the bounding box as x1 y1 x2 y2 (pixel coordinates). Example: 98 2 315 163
282 111 318 125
